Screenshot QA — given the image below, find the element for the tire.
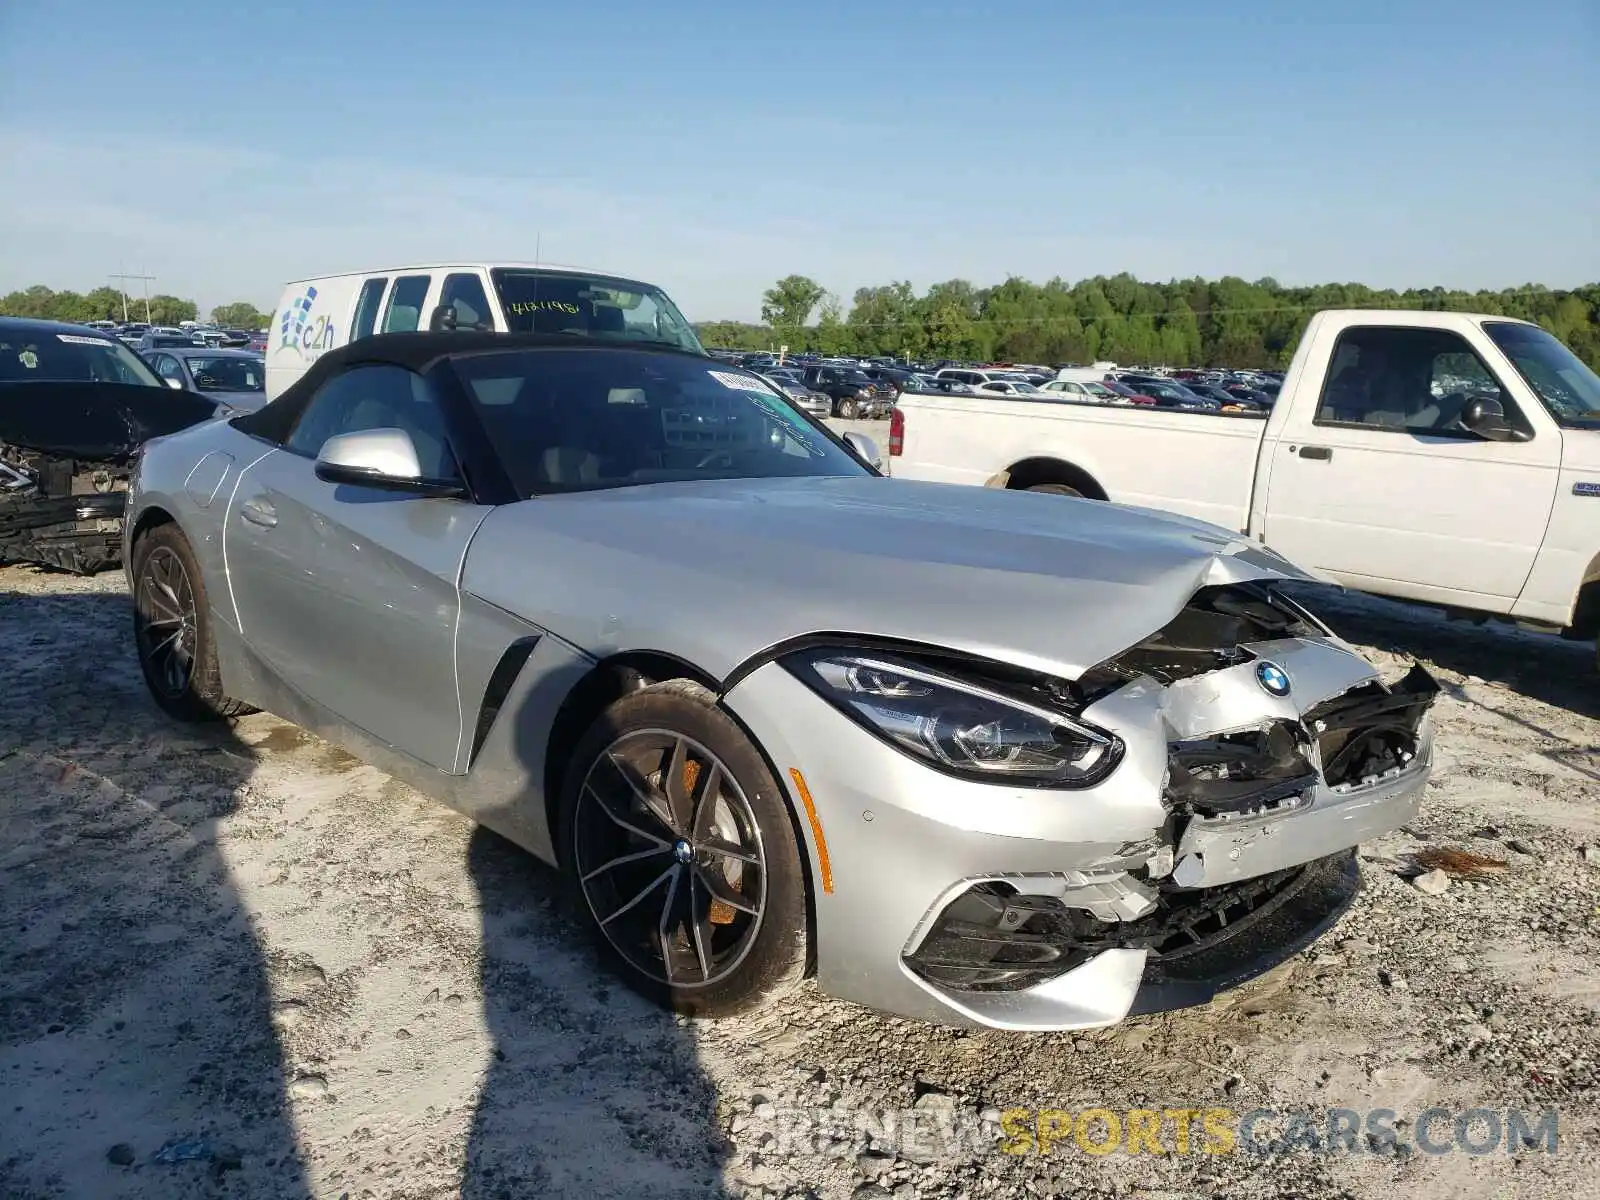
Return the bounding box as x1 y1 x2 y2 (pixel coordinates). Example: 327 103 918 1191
1026 483 1084 498
837 398 860 420
130 524 255 722
557 683 810 1017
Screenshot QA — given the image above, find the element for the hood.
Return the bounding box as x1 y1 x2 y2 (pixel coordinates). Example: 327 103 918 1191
0 381 221 461
199 388 269 413
463 476 1316 683
1559 422 1600 472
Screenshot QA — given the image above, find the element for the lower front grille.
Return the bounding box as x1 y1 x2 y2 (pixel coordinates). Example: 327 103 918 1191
904 856 1325 994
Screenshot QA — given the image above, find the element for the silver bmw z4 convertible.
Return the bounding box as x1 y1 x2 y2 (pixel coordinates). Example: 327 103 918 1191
124 331 1438 1030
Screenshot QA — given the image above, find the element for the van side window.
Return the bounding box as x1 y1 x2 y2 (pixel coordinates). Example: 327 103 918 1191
351 277 389 341
381 276 432 334
436 273 492 331
1315 326 1523 437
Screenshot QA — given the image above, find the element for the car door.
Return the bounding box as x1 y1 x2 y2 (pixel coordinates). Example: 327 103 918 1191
1262 323 1561 606
224 362 492 769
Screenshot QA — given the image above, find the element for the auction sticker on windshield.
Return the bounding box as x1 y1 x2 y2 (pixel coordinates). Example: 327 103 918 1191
56 334 113 345
708 370 778 394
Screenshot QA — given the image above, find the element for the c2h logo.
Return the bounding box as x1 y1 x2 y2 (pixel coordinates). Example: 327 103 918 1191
278 285 336 356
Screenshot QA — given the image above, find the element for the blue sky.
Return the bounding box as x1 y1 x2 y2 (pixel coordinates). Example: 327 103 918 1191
1 0 1594 320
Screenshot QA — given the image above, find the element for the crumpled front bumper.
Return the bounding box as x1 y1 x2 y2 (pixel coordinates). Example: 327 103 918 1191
721 633 1435 1030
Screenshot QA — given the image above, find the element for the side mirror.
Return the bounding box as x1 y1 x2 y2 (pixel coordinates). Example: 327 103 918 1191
842 431 882 471
314 428 466 497
1458 394 1521 442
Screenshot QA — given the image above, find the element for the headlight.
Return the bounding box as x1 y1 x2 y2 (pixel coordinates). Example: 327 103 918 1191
784 648 1121 788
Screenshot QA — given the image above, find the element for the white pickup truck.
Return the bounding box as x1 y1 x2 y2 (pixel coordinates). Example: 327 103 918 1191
889 309 1600 658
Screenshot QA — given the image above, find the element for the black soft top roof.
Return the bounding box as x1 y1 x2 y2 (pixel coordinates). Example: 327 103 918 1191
243 332 713 444
301 329 705 381
272 330 709 406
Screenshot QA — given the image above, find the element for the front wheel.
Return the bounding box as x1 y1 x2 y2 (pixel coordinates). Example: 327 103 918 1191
558 685 810 1017
837 398 860 420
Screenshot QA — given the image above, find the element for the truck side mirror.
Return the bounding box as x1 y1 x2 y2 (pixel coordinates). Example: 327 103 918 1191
1458 394 1522 442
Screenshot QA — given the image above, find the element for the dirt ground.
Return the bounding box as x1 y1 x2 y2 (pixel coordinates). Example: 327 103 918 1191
1 562 1597 1200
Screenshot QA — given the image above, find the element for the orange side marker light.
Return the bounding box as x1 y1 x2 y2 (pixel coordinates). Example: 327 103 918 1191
787 768 834 894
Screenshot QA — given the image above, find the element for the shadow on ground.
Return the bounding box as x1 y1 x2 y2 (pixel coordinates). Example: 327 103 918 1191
0 583 739 1198
0 587 311 1199
460 828 735 1199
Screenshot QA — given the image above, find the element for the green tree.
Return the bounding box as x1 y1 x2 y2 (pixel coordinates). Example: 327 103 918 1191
809 292 854 356
760 275 825 345
145 295 198 325
211 301 270 329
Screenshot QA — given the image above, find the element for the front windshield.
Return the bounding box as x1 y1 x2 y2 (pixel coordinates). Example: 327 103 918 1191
1484 321 1600 423
451 348 872 496
1012 382 1042 394
490 270 705 356
0 328 164 386
185 355 265 392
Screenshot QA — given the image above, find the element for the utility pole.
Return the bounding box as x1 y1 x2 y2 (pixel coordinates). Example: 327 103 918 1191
109 271 155 323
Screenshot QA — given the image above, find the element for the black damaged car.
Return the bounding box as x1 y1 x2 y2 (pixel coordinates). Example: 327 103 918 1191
0 318 224 573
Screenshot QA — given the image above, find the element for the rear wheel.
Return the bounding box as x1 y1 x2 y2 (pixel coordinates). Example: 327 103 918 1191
131 524 254 721
558 685 809 1017
1026 482 1084 498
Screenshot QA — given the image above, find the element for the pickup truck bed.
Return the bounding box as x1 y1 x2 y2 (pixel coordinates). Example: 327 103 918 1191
890 392 1269 534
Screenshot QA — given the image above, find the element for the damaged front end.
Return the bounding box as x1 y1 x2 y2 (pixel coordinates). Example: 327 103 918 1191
0 445 129 574
904 581 1438 1016
0 382 218 574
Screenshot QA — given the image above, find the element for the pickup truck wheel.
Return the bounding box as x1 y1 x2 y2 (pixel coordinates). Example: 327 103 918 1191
837 398 860 420
1026 483 1084 498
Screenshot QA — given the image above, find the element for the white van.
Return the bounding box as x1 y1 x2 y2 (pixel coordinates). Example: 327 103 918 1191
1051 366 1111 385
265 262 703 399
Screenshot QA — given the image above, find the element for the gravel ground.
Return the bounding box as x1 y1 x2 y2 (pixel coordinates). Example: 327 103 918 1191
2 540 1598 1199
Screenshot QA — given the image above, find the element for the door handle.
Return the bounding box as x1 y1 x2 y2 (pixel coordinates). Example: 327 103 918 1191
239 497 278 528
1297 445 1332 461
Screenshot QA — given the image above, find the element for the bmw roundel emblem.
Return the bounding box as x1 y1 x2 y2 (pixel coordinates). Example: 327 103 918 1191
1255 661 1291 697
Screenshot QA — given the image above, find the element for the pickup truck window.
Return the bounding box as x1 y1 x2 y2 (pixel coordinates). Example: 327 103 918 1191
1315 326 1527 437
1485 321 1600 425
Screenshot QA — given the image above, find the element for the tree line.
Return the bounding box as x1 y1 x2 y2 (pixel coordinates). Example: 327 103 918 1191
698 274 1600 369
6 275 1597 371
0 285 271 331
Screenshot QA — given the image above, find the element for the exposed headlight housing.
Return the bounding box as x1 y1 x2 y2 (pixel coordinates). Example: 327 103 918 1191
784 648 1122 788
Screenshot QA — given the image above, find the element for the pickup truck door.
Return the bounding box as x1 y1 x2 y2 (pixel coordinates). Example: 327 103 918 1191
1262 323 1561 607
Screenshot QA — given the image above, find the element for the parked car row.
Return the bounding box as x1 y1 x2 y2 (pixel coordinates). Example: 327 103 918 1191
708 349 1296 417
85 319 266 354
